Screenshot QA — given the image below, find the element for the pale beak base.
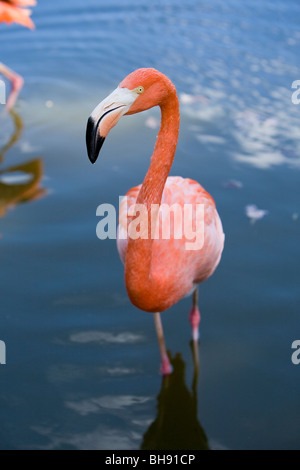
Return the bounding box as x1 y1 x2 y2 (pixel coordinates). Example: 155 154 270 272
86 87 138 164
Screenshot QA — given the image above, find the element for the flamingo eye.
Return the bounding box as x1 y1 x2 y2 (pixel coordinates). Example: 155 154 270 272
136 86 144 94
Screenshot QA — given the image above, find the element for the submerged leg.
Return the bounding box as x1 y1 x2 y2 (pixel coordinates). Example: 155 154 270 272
0 63 24 111
153 312 172 375
190 338 200 385
189 287 201 342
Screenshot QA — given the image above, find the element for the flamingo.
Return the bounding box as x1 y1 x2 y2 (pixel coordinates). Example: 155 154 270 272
86 68 225 375
0 0 36 110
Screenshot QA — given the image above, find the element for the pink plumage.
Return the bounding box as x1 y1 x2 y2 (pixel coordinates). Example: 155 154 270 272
86 68 225 374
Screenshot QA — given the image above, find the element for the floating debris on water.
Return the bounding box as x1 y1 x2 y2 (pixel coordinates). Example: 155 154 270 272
245 204 268 223
222 179 243 189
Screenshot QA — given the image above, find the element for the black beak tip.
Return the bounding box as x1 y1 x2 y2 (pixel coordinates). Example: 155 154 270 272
88 155 97 165
87 149 97 165
86 117 105 164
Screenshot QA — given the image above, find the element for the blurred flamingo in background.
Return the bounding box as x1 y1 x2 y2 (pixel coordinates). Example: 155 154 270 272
86 68 224 375
0 109 46 224
0 0 36 110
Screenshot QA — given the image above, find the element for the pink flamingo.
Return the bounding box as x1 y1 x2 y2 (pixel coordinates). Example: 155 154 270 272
0 0 36 110
86 68 225 374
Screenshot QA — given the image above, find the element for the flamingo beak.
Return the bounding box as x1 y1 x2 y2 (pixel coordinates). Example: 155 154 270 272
86 87 138 164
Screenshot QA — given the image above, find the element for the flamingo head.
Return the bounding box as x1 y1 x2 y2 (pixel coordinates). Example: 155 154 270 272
86 68 176 164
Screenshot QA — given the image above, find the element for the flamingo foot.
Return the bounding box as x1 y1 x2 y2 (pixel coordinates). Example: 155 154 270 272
189 306 201 342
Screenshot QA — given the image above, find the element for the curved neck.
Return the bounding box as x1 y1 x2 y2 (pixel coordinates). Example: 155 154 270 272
125 91 180 312
137 95 180 208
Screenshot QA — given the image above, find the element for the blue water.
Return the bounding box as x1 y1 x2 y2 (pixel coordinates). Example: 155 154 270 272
0 0 299 450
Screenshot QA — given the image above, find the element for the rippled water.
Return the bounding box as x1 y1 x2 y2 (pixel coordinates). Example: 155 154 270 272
0 0 299 450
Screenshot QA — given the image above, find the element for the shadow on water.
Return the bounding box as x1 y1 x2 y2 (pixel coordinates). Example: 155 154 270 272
0 109 46 220
141 342 209 450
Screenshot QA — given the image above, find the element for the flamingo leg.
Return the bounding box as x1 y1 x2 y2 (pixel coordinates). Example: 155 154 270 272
189 287 201 342
153 312 173 375
0 63 24 111
191 338 200 387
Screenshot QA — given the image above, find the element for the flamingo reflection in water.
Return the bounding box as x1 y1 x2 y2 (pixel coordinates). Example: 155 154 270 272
0 0 37 110
141 344 209 450
0 109 46 228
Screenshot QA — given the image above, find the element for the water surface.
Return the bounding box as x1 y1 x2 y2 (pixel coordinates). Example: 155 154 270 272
0 0 299 450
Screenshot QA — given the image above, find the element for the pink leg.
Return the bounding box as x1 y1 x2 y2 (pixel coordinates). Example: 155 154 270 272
153 312 173 375
0 63 24 111
189 288 201 342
